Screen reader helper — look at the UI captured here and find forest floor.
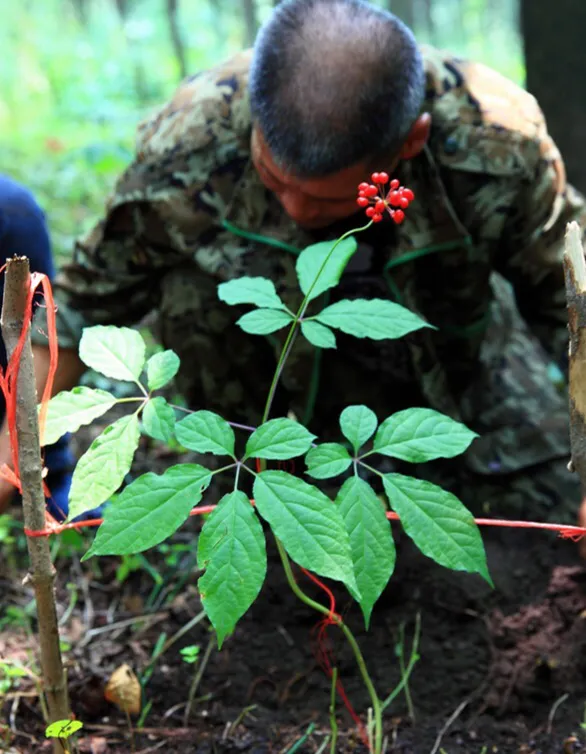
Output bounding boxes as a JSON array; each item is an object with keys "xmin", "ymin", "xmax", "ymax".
[{"xmin": 2, "ymin": 427, "xmax": 586, "ymax": 754}]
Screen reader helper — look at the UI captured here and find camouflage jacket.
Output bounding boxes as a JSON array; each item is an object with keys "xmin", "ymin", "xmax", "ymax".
[{"xmin": 33, "ymin": 46, "xmax": 586, "ymax": 476}]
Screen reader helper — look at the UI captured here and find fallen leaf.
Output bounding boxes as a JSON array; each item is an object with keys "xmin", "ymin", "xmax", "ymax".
[{"xmin": 104, "ymin": 664, "xmax": 141, "ymax": 715}]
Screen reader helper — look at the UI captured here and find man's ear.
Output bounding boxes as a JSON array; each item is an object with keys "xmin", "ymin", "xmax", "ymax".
[{"xmin": 398, "ymin": 113, "xmax": 432, "ymax": 161}]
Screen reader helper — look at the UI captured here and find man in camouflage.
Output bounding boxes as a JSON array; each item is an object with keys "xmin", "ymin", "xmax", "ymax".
[{"xmin": 4, "ymin": 0, "xmax": 586, "ymax": 525}]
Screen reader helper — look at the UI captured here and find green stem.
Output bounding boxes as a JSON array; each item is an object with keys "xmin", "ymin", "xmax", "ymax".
[
  {"xmin": 329, "ymin": 667, "xmax": 338, "ymax": 754},
  {"xmin": 276, "ymin": 538, "xmax": 383, "ymax": 753},
  {"xmin": 381, "ymin": 612, "xmax": 421, "ymax": 711}
]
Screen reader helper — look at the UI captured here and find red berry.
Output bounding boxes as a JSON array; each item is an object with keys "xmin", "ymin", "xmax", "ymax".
[
  {"xmin": 371, "ymin": 172, "xmax": 380, "ymax": 183},
  {"xmin": 399, "ymin": 197, "xmax": 410, "ymax": 209},
  {"xmin": 365, "ymin": 206, "xmax": 376, "ymax": 217},
  {"xmin": 358, "ymin": 182, "xmax": 369, "ymax": 191},
  {"xmin": 375, "ymin": 200, "xmax": 386, "ymax": 213},
  {"xmin": 393, "ymin": 209, "xmax": 405, "ymax": 224},
  {"xmin": 378, "ymin": 172, "xmax": 389, "ymax": 184},
  {"xmin": 390, "ymin": 179, "xmax": 400, "ymax": 190},
  {"xmin": 388, "ymin": 191, "xmax": 401, "ymax": 207},
  {"xmin": 372, "ymin": 213, "xmax": 383, "ymax": 223},
  {"xmin": 402, "ymin": 188, "xmax": 414, "ymax": 201},
  {"xmin": 357, "ymin": 197, "xmax": 369, "ymax": 207},
  {"xmin": 364, "ymin": 185, "xmax": 378, "ymax": 197}
]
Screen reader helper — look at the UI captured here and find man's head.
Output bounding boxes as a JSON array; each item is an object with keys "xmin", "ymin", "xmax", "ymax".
[{"xmin": 249, "ymin": 0, "xmax": 429, "ymax": 228}]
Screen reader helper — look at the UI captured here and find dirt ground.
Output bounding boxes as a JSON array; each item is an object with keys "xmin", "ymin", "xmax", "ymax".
[{"xmin": 2, "ymin": 437, "xmax": 586, "ymax": 753}]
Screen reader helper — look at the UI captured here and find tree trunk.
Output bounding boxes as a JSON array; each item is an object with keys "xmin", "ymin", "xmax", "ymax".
[
  {"xmin": 166, "ymin": 0, "xmax": 188, "ymax": 80},
  {"xmin": 242, "ymin": 0, "xmax": 259, "ymax": 47},
  {"xmin": 522, "ymin": 0, "xmax": 586, "ymax": 194}
]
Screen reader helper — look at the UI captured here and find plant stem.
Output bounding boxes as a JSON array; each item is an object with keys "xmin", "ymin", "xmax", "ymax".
[
  {"xmin": 381, "ymin": 612, "xmax": 421, "ymax": 711},
  {"xmin": 1, "ymin": 258, "xmax": 69, "ymax": 754},
  {"xmin": 276, "ymin": 539, "xmax": 383, "ymax": 753},
  {"xmin": 329, "ymin": 667, "xmax": 338, "ymax": 754},
  {"xmin": 183, "ymin": 634, "xmax": 215, "ymax": 726}
]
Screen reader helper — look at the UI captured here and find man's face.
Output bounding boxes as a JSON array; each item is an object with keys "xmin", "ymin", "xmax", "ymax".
[{"xmin": 251, "ymin": 128, "xmax": 380, "ymax": 230}]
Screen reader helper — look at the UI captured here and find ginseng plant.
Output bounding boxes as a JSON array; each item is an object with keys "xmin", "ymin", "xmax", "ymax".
[{"xmin": 42, "ymin": 172, "xmax": 491, "ymax": 753}]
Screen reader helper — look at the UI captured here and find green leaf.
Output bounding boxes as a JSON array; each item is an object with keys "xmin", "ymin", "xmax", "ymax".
[
  {"xmin": 175, "ymin": 411, "xmax": 235, "ymax": 456},
  {"xmin": 142, "ymin": 397, "xmax": 175, "ymax": 443},
  {"xmin": 218, "ymin": 276, "xmax": 287, "ymax": 310},
  {"xmin": 315, "ymin": 298, "xmax": 431, "ymax": 340},
  {"xmin": 146, "ymin": 350, "xmax": 180, "ymax": 391},
  {"xmin": 253, "ymin": 471, "xmax": 358, "ymax": 594},
  {"xmin": 236, "ymin": 308, "xmax": 293, "ymax": 335},
  {"xmin": 180, "ymin": 645, "xmax": 201, "ymax": 664},
  {"xmin": 68, "ymin": 414, "xmax": 141, "ymax": 519},
  {"xmin": 296, "ymin": 237, "xmax": 357, "ymax": 301},
  {"xmin": 336, "ymin": 477, "xmax": 395, "ymax": 628},
  {"xmin": 305, "ymin": 443, "xmax": 351, "ymax": 479},
  {"xmin": 197, "ymin": 491, "xmax": 266, "ymax": 648},
  {"xmin": 301, "ymin": 320, "xmax": 336, "ymax": 349},
  {"xmin": 245, "ymin": 418, "xmax": 316, "ymax": 460},
  {"xmin": 340, "ymin": 405, "xmax": 378, "ymax": 454},
  {"xmin": 79, "ymin": 325, "xmax": 146, "ymax": 382},
  {"xmin": 383, "ymin": 473, "xmax": 491, "ymax": 584},
  {"xmin": 46, "ymin": 720, "xmax": 83, "ymax": 739},
  {"xmin": 373, "ymin": 408, "xmax": 478, "ymax": 462},
  {"xmin": 42, "ymin": 387, "xmax": 117, "ymax": 445},
  {"xmin": 84, "ymin": 464, "xmax": 212, "ymax": 557}
]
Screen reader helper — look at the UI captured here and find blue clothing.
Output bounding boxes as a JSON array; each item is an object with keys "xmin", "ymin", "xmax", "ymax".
[{"xmin": 0, "ymin": 176, "xmax": 76, "ymax": 521}]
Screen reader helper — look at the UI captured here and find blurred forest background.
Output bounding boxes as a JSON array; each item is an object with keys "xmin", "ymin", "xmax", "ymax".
[{"xmin": 1, "ymin": 0, "xmax": 584, "ymax": 265}]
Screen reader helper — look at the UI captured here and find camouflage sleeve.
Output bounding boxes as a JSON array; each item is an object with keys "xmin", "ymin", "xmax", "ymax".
[
  {"xmin": 31, "ymin": 185, "xmax": 215, "ymax": 351},
  {"xmin": 495, "ymin": 129, "xmax": 586, "ymax": 367}
]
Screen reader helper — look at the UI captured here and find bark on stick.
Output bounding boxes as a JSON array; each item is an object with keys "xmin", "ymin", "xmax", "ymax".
[
  {"xmin": 1, "ymin": 257, "xmax": 69, "ymax": 752},
  {"xmin": 564, "ymin": 222, "xmax": 586, "ymax": 487}
]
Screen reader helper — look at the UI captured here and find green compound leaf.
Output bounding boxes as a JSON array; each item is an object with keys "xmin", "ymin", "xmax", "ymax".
[
  {"xmin": 383, "ymin": 473, "xmax": 491, "ymax": 585},
  {"xmin": 301, "ymin": 320, "xmax": 337, "ymax": 349},
  {"xmin": 315, "ymin": 298, "xmax": 431, "ymax": 340},
  {"xmin": 68, "ymin": 414, "xmax": 140, "ymax": 520},
  {"xmin": 253, "ymin": 471, "xmax": 358, "ymax": 594},
  {"xmin": 245, "ymin": 418, "xmax": 316, "ymax": 460},
  {"xmin": 79, "ymin": 325, "xmax": 146, "ymax": 382},
  {"xmin": 84, "ymin": 464, "xmax": 212, "ymax": 558},
  {"xmin": 296, "ymin": 237, "xmax": 357, "ymax": 302},
  {"xmin": 46, "ymin": 720, "xmax": 83, "ymax": 739},
  {"xmin": 236, "ymin": 309, "xmax": 294, "ymax": 335},
  {"xmin": 305, "ymin": 443, "xmax": 352, "ymax": 479},
  {"xmin": 340, "ymin": 405, "xmax": 378, "ymax": 454},
  {"xmin": 146, "ymin": 349, "xmax": 180, "ymax": 391},
  {"xmin": 142, "ymin": 397, "xmax": 175, "ymax": 443},
  {"xmin": 336, "ymin": 477, "xmax": 395, "ymax": 628},
  {"xmin": 42, "ymin": 386, "xmax": 117, "ymax": 445},
  {"xmin": 218, "ymin": 276, "xmax": 288, "ymax": 310},
  {"xmin": 197, "ymin": 491, "xmax": 266, "ymax": 649},
  {"xmin": 175, "ymin": 410, "xmax": 235, "ymax": 457},
  {"xmin": 374, "ymin": 408, "xmax": 478, "ymax": 462}
]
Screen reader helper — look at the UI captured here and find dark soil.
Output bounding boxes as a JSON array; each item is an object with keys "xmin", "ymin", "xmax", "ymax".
[{"xmin": 2, "ymin": 434, "xmax": 586, "ymax": 753}]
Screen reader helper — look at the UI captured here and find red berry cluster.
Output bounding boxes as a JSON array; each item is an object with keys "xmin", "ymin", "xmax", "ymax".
[{"xmin": 356, "ymin": 172, "xmax": 415, "ymax": 224}]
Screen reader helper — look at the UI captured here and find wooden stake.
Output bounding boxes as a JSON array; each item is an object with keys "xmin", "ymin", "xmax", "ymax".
[{"xmin": 1, "ymin": 257, "xmax": 69, "ymax": 753}]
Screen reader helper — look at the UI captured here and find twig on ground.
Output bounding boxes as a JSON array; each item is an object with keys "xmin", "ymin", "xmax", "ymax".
[
  {"xmin": 429, "ymin": 699, "xmax": 470, "ymax": 754},
  {"xmin": 547, "ymin": 692, "xmax": 569, "ymax": 735}
]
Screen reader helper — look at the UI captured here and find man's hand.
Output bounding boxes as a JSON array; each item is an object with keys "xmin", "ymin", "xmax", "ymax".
[{"xmin": 0, "ymin": 344, "xmax": 85, "ymax": 516}]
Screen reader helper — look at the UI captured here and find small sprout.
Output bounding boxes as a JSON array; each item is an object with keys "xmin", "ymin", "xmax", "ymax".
[{"xmin": 180, "ymin": 645, "xmax": 201, "ymax": 664}]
